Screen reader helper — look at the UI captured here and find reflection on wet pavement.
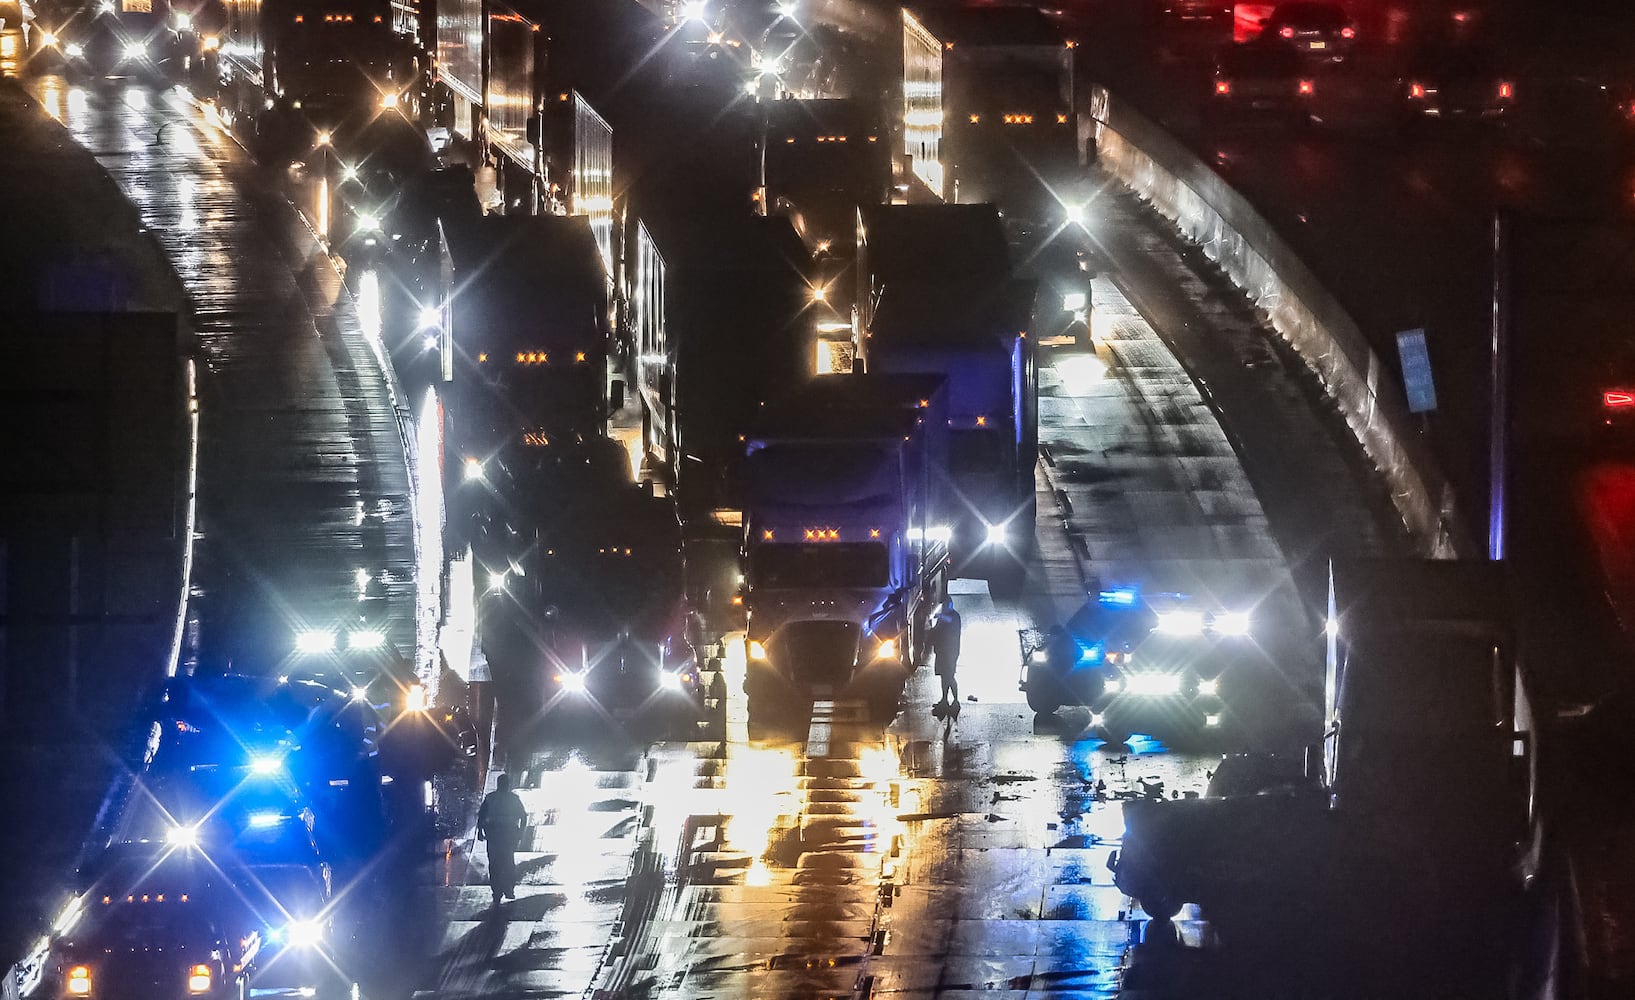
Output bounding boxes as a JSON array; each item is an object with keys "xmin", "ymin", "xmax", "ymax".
[{"xmin": 35, "ymin": 78, "xmax": 421, "ymax": 679}]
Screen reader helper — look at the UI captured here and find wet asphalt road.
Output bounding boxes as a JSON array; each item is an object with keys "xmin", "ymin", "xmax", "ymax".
[{"xmin": 30, "ymin": 76, "xmax": 424, "ymax": 683}]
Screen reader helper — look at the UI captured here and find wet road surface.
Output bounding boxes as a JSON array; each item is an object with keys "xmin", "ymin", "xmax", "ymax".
[
  {"xmin": 30, "ymin": 77, "xmax": 424, "ymax": 682},
  {"xmin": 417, "ymin": 247, "xmax": 1339, "ymax": 997}
]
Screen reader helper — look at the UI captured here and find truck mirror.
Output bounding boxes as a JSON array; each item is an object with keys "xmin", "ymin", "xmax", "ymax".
[
  {"xmin": 610, "ymin": 379, "xmax": 625, "ymax": 411},
  {"xmin": 525, "ymin": 115, "xmax": 542, "ymax": 146}
]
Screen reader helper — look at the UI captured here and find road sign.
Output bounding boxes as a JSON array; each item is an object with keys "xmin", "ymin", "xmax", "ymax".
[{"xmin": 1396, "ymin": 328, "xmax": 1438, "ymax": 414}]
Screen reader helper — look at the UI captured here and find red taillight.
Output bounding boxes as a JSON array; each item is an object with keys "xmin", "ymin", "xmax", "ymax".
[
  {"xmin": 1498, "ymin": 81, "xmax": 1513, "ymax": 100},
  {"xmin": 1605, "ymin": 391, "xmax": 1635, "ymax": 409},
  {"xmin": 1280, "ymin": 25, "xmax": 1295, "ymax": 38},
  {"xmin": 1340, "ymin": 26, "xmax": 1355, "ymax": 39},
  {"xmin": 1216, "ymin": 79, "xmax": 1231, "ymax": 95},
  {"xmin": 1409, "ymin": 82, "xmax": 1426, "ymax": 99},
  {"xmin": 1298, "ymin": 79, "xmax": 1315, "ymax": 96}
]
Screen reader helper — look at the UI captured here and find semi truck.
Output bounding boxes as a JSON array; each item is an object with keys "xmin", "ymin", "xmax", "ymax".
[
  {"xmin": 625, "ymin": 203, "xmax": 813, "ymax": 619},
  {"xmin": 217, "ymin": 0, "xmax": 424, "ymax": 157},
  {"xmin": 439, "ymin": 214, "xmax": 618, "ymax": 537},
  {"xmin": 474, "ymin": 479, "xmax": 702, "ymax": 738},
  {"xmin": 855, "ymin": 203, "xmax": 1038, "ymax": 593},
  {"xmin": 741, "ymin": 374, "xmax": 951, "ymax": 722},
  {"xmin": 900, "ymin": 5, "xmax": 1081, "ymax": 220},
  {"xmin": 1109, "ymin": 559, "xmax": 1539, "ymax": 934}
]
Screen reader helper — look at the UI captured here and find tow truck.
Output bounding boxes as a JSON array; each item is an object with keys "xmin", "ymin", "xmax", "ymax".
[{"xmin": 1018, "ymin": 585, "xmax": 1253, "ymax": 741}]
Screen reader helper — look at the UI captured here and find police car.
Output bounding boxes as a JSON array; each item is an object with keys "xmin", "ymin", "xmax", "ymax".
[{"xmin": 1019, "ymin": 585, "xmax": 1254, "ymax": 741}]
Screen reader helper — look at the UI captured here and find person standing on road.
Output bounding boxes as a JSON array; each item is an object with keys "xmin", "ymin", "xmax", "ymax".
[
  {"xmin": 931, "ymin": 604, "xmax": 962, "ymax": 717},
  {"xmin": 477, "ymin": 772, "xmax": 528, "ymax": 904}
]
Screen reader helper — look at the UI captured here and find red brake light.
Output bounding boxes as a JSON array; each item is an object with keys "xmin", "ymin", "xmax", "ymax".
[
  {"xmin": 1498, "ymin": 81, "xmax": 1513, "ymax": 100},
  {"xmin": 1298, "ymin": 79, "xmax": 1315, "ymax": 96},
  {"xmin": 1340, "ymin": 26, "xmax": 1355, "ymax": 39},
  {"xmin": 1216, "ymin": 79, "xmax": 1231, "ymax": 95},
  {"xmin": 1280, "ymin": 25, "xmax": 1294, "ymax": 38},
  {"xmin": 1605, "ymin": 391, "xmax": 1635, "ymax": 409},
  {"xmin": 1409, "ymin": 82, "xmax": 1425, "ymax": 99}
]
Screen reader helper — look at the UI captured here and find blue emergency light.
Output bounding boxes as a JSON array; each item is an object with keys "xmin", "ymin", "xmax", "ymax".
[{"xmin": 1098, "ymin": 586, "xmax": 1138, "ymax": 607}]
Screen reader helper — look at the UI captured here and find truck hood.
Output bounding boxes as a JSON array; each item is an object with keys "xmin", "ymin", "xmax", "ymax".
[{"xmin": 749, "ymin": 587, "xmax": 897, "ymax": 636}]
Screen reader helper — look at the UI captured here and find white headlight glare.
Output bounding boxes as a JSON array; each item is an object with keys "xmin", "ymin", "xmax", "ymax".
[
  {"xmin": 557, "ymin": 672, "xmax": 586, "ymax": 693},
  {"xmin": 1213, "ymin": 611, "xmax": 1251, "ymax": 637},
  {"xmin": 1196, "ymin": 678, "xmax": 1219, "ymax": 697},
  {"xmin": 875, "ymin": 638, "xmax": 897, "ymax": 661},
  {"xmin": 1125, "ymin": 673, "xmax": 1183, "ymax": 697},
  {"xmin": 1154, "ymin": 610, "xmax": 1204, "ymax": 636},
  {"xmin": 985, "ymin": 523, "xmax": 1007, "ymax": 546},
  {"xmin": 747, "ymin": 640, "xmax": 768, "ymax": 660},
  {"xmin": 1062, "ymin": 291, "xmax": 1087, "ymax": 312},
  {"xmin": 659, "ymin": 671, "xmax": 683, "ymax": 690},
  {"xmin": 356, "ymin": 213, "xmax": 382, "ymax": 232},
  {"xmin": 65, "ymin": 42, "xmax": 85, "ymax": 57},
  {"xmin": 166, "ymin": 824, "xmax": 200, "ymax": 848},
  {"xmin": 295, "ymin": 630, "xmax": 336, "ymax": 654},
  {"xmin": 124, "ymin": 41, "xmax": 147, "ymax": 59},
  {"xmin": 286, "ymin": 919, "xmax": 323, "ymax": 948},
  {"xmin": 1028, "ymin": 648, "xmax": 1047, "ymax": 664},
  {"xmin": 1102, "ymin": 678, "xmax": 1121, "ymax": 693}
]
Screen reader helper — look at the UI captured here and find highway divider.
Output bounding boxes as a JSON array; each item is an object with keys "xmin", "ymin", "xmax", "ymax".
[{"xmin": 1085, "ymin": 86, "xmax": 1469, "ymax": 558}]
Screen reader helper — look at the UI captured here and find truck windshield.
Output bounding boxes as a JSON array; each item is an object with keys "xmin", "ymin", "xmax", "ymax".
[
  {"xmin": 82, "ymin": 903, "xmax": 214, "ymax": 948},
  {"xmin": 1343, "ymin": 635, "xmax": 1504, "ymax": 733},
  {"xmin": 749, "ymin": 543, "xmax": 889, "ymax": 590}
]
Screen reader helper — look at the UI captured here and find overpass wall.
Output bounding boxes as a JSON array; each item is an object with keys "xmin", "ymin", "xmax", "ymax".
[{"xmin": 1086, "ymin": 85, "xmax": 1469, "ymax": 558}]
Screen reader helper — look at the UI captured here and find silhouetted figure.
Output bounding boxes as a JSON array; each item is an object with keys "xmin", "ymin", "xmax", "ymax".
[
  {"xmin": 476, "ymin": 773, "xmax": 528, "ymax": 904},
  {"xmin": 931, "ymin": 604, "xmax": 962, "ymax": 717}
]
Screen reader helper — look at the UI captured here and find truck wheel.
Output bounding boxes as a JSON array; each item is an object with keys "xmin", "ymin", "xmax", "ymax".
[
  {"xmin": 1025, "ymin": 665, "xmax": 1059, "ymax": 715},
  {"xmin": 1140, "ymin": 896, "xmax": 1182, "ymax": 922}
]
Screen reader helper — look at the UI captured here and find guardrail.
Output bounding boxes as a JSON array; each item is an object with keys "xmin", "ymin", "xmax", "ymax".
[{"xmin": 1086, "ymin": 85, "xmax": 1470, "ymax": 558}]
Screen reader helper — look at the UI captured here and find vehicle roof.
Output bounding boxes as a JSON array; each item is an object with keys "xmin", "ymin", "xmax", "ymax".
[
  {"xmin": 911, "ymin": 5, "xmax": 1064, "ymax": 47},
  {"xmin": 1217, "ymin": 42, "xmax": 1306, "ymax": 76},
  {"xmin": 860, "ymin": 204, "xmax": 1011, "ymax": 280},
  {"xmin": 444, "ymin": 214, "xmax": 605, "ymax": 287},
  {"xmin": 1269, "ymin": 1, "xmax": 1348, "ymax": 25},
  {"xmin": 638, "ymin": 210, "xmax": 809, "ymax": 275},
  {"xmin": 870, "ymin": 278, "xmax": 1036, "ymax": 344}
]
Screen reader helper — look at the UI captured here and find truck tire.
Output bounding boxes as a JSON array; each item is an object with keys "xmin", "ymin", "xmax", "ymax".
[
  {"xmin": 1140, "ymin": 896, "xmax": 1182, "ymax": 922},
  {"xmin": 1025, "ymin": 664, "xmax": 1059, "ymax": 715}
]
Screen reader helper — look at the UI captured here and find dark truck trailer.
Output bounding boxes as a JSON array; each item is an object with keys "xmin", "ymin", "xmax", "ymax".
[
  {"xmin": 1110, "ymin": 559, "xmax": 1540, "ymax": 944},
  {"xmin": 742, "ymin": 374, "xmax": 950, "ymax": 723},
  {"xmin": 901, "ymin": 4, "xmax": 1081, "ymax": 222},
  {"xmin": 626, "ymin": 203, "xmax": 813, "ymax": 620},
  {"xmin": 218, "ymin": 0, "xmax": 423, "ymax": 157},
  {"xmin": 855, "ymin": 203, "xmax": 1038, "ymax": 593}
]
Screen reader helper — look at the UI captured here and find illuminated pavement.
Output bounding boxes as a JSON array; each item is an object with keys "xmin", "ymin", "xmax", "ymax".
[
  {"xmin": 30, "ymin": 77, "xmax": 427, "ymax": 680},
  {"xmin": 417, "ymin": 252, "xmax": 1325, "ymax": 998}
]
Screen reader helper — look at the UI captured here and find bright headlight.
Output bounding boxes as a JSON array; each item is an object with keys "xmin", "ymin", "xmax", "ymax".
[
  {"xmin": 1102, "ymin": 678, "xmax": 1121, "ymax": 693},
  {"xmin": 1029, "ymin": 648, "xmax": 1047, "ymax": 664},
  {"xmin": 487, "ymin": 570, "xmax": 508, "ymax": 593},
  {"xmin": 985, "ymin": 523, "xmax": 1007, "ymax": 546},
  {"xmin": 1064, "ymin": 203, "xmax": 1086, "ymax": 225},
  {"xmin": 748, "ymin": 640, "xmax": 768, "ymax": 661},
  {"xmin": 556, "ymin": 672, "xmax": 586, "ymax": 693},
  {"xmin": 295, "ymin": 630, "xmax": 336, "ymax": 654},
  {"xmin": 65, "ymin": 42, "xmax": 85, "ymax": 57},
  {"xmin": 348, "ymin": 629, "xmax": 385, "ymax": 650},
  {"xmin": 1196, "ymin": 678, "xmax": 1220, "ymax": 697},
  {"xmin": 405, "ymin": 683, "xmax": 429, "ymax": 712},
  {"xmin": 380, "ymin": 92, "xmax": 399, "ymax": 108},
  {"xmin": 418, "ymin": 305, "xmax": 441, "ymax": 329},
  {"xmin": 875, "ymin": 638, "xmax": 897, "ymax": 661},
  {"xmin": 1155, "ymin": 610, "xmax": 1205, "ymax": 636},
  {"xmin": 463, "ymin": 457, "xmax": 485, "ymax": 481},
  {"xmin": 1125, "ymin": 673, "xmax": 1183, "ymax": 697},
  {"xmin": 1213, "ymin": 611, "xmax": 1251, "ymax": 637},
  {"xmin": 124, "ymin": 41, "xmax": 147, "ymax": 59},
  {"xmin": 356, "ymin": 213, "xmax": 381, "ymax": 232},
  {"xmin": 1062, "ymin": 291, "xmax": 1087, "ymax": 312},
  {"xmin": 67, "ymin": 967, "xmax": 91, "ymax": 996},
  {"xmin": 40, "ymin": 31, "xmax": 58, "ymax": 46},
  {"xmin": 174, "ymin": 12, "xmax": 192, "ymax": 30},
  {"xmin": 166, "ymin": 824, "xmax": 200, "ymax": 848},
  {"xmin": 316, "ymin": 130, "xmax": 332, "ymax": 146},
  {"xmin": 285, "ymin": 919, "xmax": 323, "ymax": 948},
  {"xmin": 659, "ymin": 671, "xmax": 683, "ymax": 690},
  {"xmin": 187, "ymin": 964, "xmax": 211, "ymax": 994}
]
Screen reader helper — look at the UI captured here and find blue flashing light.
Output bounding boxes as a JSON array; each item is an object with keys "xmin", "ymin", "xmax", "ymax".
[
  {"xmin": 248, "ymin": 754, "xmax": 283, "ymax": 777},
  {"xmin": 1098, "ymin": 586, "xmax": 1138, "ymax": 607},
  {"xmin": 1077, "ymin": 642, "xmax": 1104, "ymax": 664}
]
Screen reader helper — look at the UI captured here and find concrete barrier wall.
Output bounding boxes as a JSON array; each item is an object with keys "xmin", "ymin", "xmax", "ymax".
[{"xmin": 1087, "ymin": 86, "xmax": 1469, "ymax": 558}]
